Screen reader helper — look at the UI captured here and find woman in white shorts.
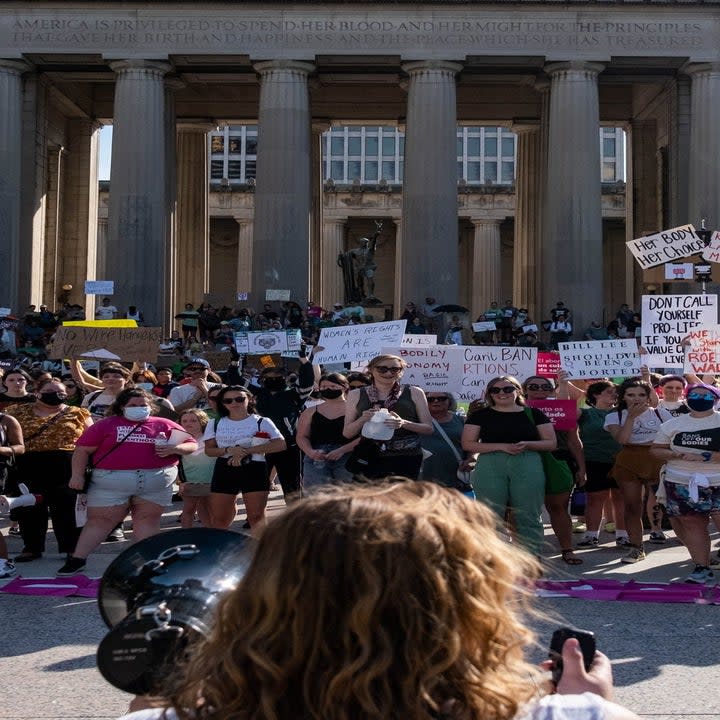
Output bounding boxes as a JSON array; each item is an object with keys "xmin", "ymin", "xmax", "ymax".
[{"xmin": 59, "ymin": 388, "xmax": 197, "ymax": 576}]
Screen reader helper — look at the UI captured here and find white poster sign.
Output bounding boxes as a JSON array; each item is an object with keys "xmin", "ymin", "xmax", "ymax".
[
  {"xmin": 641, "ymin": 294, "xmax": 718, "ymax": 369},
  {"xmin": 626, "ymin": 225, "xmax": 702, "ymax": 270},
  {"xmin": 313, "ymin": 320, "xmax": 407, "ymax": 364},
  {"xmin": 558, "ymin": 339, "xmax": 640, "ymax": 379},
  {"xmin": 84, "ymin": 280, "xmax": 114, "ymax": 295},
  {"xmin": 472, "ymin": 321, "xmax": 497, "ymax": 332},
  {"xmin": 401, "ymin": 333, "xmax": 438, "ymax": 346},
  {"xmin": 265, "ymin": 289, "xmax": 291, "ymax": 301},
  {"xmin": 382, "ymin": 345, "xmax": 538, "ymax": 402},
  {"xmin": 234, "ymin": 329, "xmax": 301, "ymax": 355},
  {"xmin": 683, "ymin": 326, "xmax": 720, "ymax": 374},
  {"xmin": 664, "ymin": 263, "xmax": 695, "ymax": 280},
  {"xmin": 701, "ymin": 231, "xmax": 720, "ymax": 263}
]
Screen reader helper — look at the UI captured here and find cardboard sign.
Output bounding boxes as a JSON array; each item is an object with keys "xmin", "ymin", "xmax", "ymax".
[
  {"xmin": 526, "ymin": 399, "xmax": 577, "ymax": 430},
  {"xmin": 265, "ymin": 289, "xmax": 291, "ymax": 301},
  {"xmin": 472, "ymin": 321, "xmax": 497, "ymax": 332},
  {"xmin": 84, "ymin": 280, "xmax": 114, "ymax": 295},
  {"xmin": 558, "ymin": 339, "xmax": 640, "ymax": 379},
  {"xmin": 235, "ymin": 330, "xmax": 301, "ymax": 356},
  {"xmin": 664, "ymin": 263, "xmax": 694, "ymax": 280},
  {"xmin": 381, "ymin": 345, "xmax": 538, "ymax": 403},
  {"xmin": 313, "ymin": 320, "xmax": 407, "ymax": 364},
  {"xmin": 48, "ymin": 326, "xmax": 162, "ymax": 361},
  {"xmin": 536, "ymin": 352, "xmax": 561, "ymax": 378},
  {"xmin": 626, "ymin": 225, "xmax": 703, "ymax": 270},
  {"xmin": 201, "ymin": 351, "xmax": 233, "ymax": 371},
  {"xmin": 701, "ymin": 231, "xmax": 720, "ymax": 263},
  {"xmin": 641, "ymin": 294, "xmax": 718, "ymax": 369},
  {"xmin": 401, "ymin": 334, "xmax": 438, "ymax": 346},
  {"xmin": 683, "ymin": 326, "xmax": 720, "ymax": 374},
  {"xmin": 243, "ymin": 354, "xmax": 281, "ymax": 371}
]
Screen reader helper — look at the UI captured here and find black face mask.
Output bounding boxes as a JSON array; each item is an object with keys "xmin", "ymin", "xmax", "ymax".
[
  {"xmin": 263, "ymin": 377, "xmax": 286, "ymax": 391},
  {"xmin": 40, "ymin": 391, "xmax": 67, "ymax": 406},
  {"xmin": 319, "ymin": 388, "xmax": 343, "ymax": 400}
]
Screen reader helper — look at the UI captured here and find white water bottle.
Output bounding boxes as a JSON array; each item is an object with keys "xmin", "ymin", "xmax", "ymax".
[{"xmin": 155, "ymin": 431, "xmax": 169, "ymax": 452}]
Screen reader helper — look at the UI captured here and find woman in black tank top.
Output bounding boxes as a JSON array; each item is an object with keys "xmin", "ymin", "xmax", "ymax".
[{"xmin": 296, "ymin": 373, "xmax": 360, "ymax": 487}]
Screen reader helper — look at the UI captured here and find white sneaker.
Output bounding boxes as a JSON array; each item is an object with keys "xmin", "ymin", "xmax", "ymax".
[{"xmin": 0, "ymin": 559, "xmax": 17, "ymax": 578}]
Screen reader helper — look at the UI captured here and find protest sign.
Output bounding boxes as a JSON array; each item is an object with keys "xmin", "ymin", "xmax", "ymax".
[
  {"xmin": 526, "ymin": 399, "xmax": 577, "ymax": 430},
  {"xmin": 401, "ymin": 334, "xmax": 438, "ymax": 346},
  {"xmin": 237, "ymin": 292, "xmax": 249, "ymax": 301},
  {"xmin": 49, "ymin": 326, "xmax": 162, "ymax": 361},
  {"xmin": 84, "ymin": 280, "xmax": 114, "ymax": 295},
  {"xmin": 536, "ymin": 352, "xmax": 561, "ymax": 377},
  {"xmin": 641, "ymin": 294, "xmax": 718, "ymax": 369},
  {"xmin": 265, "ymin": 289, "xmax": 291, "ymax": 301},
  {"xmin": 201, "ymin": 350, "xmax": 233, "ymax": 371},
  {"xmin": 664, "ymin": 263, "xmax": 694, "ymax": 281},
  {"xmin": 472, "ymin": 321, "xmax": 497, "ymax": 332},
  {"xmin": 682, "ymin": 326, "xmax": 720, "ymax": 374},
  {"xmin": 626, "ymin": 225, "xmax": 703, "ymax": 270},
  {"xmin": 701, "ymin": 231, "xmax": 720, "ymax": 263},
  {"xmin": 63, "ymin": 319, "xmax": 137, "ymax": 328},
  {"xmin": 382, "ymin": 345, "xmax": 538, "ymax": 403},
  {"xmin": 313, "ymin": 320, "xmax": 406, "ymax": 364},
  {"xmin": 235, "ymin": 329, "xmax": 301, "ymax": 355},
  {"xmin": 243, "ymin": 354, "xmax": 281, "ymax": 371},
  {"xmin": 559, "ymin": 339, "xmax": 640, "ymax": 379}
]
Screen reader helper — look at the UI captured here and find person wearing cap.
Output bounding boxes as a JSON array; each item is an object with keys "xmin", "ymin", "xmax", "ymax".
[
  {"xmin": 168, "ymin": 359, "xmax": 223, "ymax": 414},
  {"xmin": 651, "ymin": 383, "xmax": 720, "ymax": 583},
  {"xmin": 331, "ymin": 302, "xmax": 345, "ymax": 322}
]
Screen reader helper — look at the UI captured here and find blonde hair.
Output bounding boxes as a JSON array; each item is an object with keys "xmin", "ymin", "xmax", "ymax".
[{"xmin": 168, "ymin": 481, "xmax": 543, "ymax": 720}]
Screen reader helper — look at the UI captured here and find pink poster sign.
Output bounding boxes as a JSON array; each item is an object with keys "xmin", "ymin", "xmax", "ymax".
[
  {"xmin": 526, "ymin": 399, "xmax": 577, "ymax": 430},
  {"xmin": 536, "ymin": 351, "xmax": 561, "ymax": 378}
]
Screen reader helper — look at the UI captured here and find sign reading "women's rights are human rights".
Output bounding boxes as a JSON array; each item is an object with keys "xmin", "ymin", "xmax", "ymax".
[{"xmin": 626, "ymin": 225, "xmax": 705, "ymax": 270}]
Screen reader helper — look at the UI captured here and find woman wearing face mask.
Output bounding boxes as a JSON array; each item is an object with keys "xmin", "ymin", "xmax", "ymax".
[
  {"xmin": 59, "ymin": 388, "xmax": 197, "ymax": 576},
  {"xmin": 651, "ymin": 384, "xmax": 720, "ymax": 584},
  {"xmin": 6, "ymin": 379, "xmax": 92, "ymax": 563},
  {"xmin": 131, "ymin": 370, "xmax": 176, "ymax": 420},
  {"xmin": 296, "ymin": 373, "xmax": 360, "ymax": 487}
]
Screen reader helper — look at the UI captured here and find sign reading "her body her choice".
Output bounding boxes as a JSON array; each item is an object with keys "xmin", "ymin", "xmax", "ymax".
[
  {"xmin": 381, "ymin": 345, "xmax": 537, "ymax": 402},
  {"xmin": 626, "ymin": 225, "xmax": 703, "ymax": 270},
  {"xmin": 558, "ymin": 339, "xmax": 640, "ymax": 379},
  {"xmin": 641, "ymin": 294, "xmax": 718, "ymax": 369}
]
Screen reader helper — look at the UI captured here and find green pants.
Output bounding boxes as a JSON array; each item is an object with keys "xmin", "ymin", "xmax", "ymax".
[{"xmin": 471, "ymin": 451, "xmax": 545, "ymax": 554}]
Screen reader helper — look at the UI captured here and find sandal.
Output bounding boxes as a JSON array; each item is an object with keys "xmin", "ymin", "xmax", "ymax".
[{"xmin": 560, "ymin": 549, "xmax": 583, "ymax": 565}]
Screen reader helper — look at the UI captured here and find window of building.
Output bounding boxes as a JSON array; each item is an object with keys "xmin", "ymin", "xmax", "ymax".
[{"xmin": 208, "ymin": 126, "xmax": 258, "ymax": 184}]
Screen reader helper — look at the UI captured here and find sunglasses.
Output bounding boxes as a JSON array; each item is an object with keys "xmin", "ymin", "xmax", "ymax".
[
  {"xmin": 426, "ymin": 396, "xmax": 449, "ymax": 403},
  {"xmin": 222, "ymin": 396, "xmax": 248, "ymax": 405},
  {"xmin": 527, "ymin": 383, "xmax": 553, "ymax": 391},
  {"xmin": 489, "ymin": 386, "xmax": 517, "ymax": 395},
  {"xmin": 374, "ymin": 366, "xmax": 402, "ymax": 374}
]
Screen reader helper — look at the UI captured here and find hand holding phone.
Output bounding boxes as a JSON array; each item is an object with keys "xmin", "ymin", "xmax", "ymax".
[{"xmin": 549, "ymin": 627, "xmax": 596, "ymax": 685}]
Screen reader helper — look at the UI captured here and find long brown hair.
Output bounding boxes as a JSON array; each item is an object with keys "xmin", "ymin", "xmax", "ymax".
[{"xmin": 167, "ymin": 481, "xmax": 542, "ymax": 720}]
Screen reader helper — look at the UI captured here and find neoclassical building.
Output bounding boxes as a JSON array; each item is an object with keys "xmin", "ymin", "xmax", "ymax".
[{"xmin": 2, "ymin": 1, "xmax": 719, "ymax": 333}]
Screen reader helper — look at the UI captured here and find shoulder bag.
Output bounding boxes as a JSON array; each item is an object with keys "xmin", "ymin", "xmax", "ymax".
[
  {"xmin": 431, "ymin": 418, "xmax": 475, "ymax": 497},
  {"xmin": 522, "ymin": 407, "xmax": 574, "ymax": 495}
]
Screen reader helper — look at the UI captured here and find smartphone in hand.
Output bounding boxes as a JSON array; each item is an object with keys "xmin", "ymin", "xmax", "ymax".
[
  {"xmin": 298, "ymin": 344, "xmax": 308, "ymax": 358},
  {"xmin": 549, "ymin": 626, "xmax": 596, "ymax": 685}
]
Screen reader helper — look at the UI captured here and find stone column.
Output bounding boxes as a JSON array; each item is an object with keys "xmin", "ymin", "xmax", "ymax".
[
  {"xmin": 0, "ymin": 60, "xmax": 29, "ymax": 309},
  {"xmin": 512, "ymin": 124, "xmax": 540, "ymax": 317},
  {"xmin": 686, "ymin": 63, "xmax": 720, "ymax": 227},
  {"xmin": 252, "ymin": 61, "xmax": 314, "ymax": 304},
  {"xmin": 542, "ymin": 61, "xmax": 604, "ymax": 334},
  {"xmin": 59, "ymin": 119, "xmax": 100, "ymax": 309},
  {"xmin": 236, "ymin": 219, "xmax": 254, "ymax": 297},
  {"xmin": 470, "ymin": 218, "xmax": 502, "ymax": 317},
  {"xmin": 401, "ymin": 61, "xmax": 462, "ymax": 305},
  {"xmin": 107, "ymin": 60, "xmax": 171, "ymax": 326},
  {"xmin": 321, "ymin": 219, "xmax": 346, "ymax": 309},
  {"xmin": 175, "ymin": 124, "xmax": 209, "ymax": 313}
]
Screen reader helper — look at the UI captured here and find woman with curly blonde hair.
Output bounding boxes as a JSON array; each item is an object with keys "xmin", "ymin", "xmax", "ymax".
[{"xmin": 120, "ymin": 481, "xmax": 636, "ymax": 720}]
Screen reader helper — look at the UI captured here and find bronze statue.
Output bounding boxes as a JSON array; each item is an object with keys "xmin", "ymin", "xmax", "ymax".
[{"xmin": 338, "ymin": 221, "xmax": 383, "ymax": 304}]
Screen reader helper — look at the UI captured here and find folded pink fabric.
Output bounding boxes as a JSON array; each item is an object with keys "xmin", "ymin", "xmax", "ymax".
[{"xmin": 0, "ymin": 574, "xmax": 99, "ymax": 597}]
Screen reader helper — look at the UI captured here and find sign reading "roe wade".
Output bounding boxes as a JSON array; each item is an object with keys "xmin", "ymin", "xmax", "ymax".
[
  {"xmin": 641, "ymin": 294, "xmax": 718, "ymax": 369},
  {"xmin": 558, "ymin": 339, "xmax": 640, "ymax": 379},
  {"xmin": 626, "ymin": 225, "xmax": 704, "ymax": 270}
]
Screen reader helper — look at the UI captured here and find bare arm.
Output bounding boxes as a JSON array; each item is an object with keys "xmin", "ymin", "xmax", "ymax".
[
  {"xmin": 522, "ymin": 421, "xmax": 557, "ymax": 451},
  {"xmin": 388, "ymin": 386, "xmax": 433, "ymax": 435},
  {"xmin": 296, "ymin": 407, "xmax": 323, "ymax": 460},
  {"xmin": 70, "ymin": 359, "xmax": 103, "ymax": 392},
  {"xmin": 0, "ymin": 415, "xmax": 24, "ymax": 458},
  {"xmin": 565, "ymin": 428, "xmax": 586, "ymax": 483},
  {"xmin": 343, "ymin": 389, "xmax": 375, "ymax": 439},
  {"xmin": 68, "ymin": 445, "xmax": 97, "ymax": 490}
]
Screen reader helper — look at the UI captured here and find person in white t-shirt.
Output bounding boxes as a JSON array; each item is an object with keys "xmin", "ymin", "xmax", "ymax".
[
  {"xmin": 604, "ymin": 380, "xmax": 672, "ymax": 564},
  {"xmin": 116, "ymin": 482, "xmax": 639, "ymax": 720},
  {"xmin": 167, "ymin": 359, "xmax": 223, "ymax": 413},
  {"xmin": 203, "ymin": 385, "xmax": 285, "ymax": 529},
  {"xmin": 94, "ymin": 297, "xmax": 118, "ymax": 320}
]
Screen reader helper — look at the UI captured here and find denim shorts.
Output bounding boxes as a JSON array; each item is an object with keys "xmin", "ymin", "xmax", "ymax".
[{"xmin": 87, "ymin": 466, "xmax": 177, "ymax": 508}]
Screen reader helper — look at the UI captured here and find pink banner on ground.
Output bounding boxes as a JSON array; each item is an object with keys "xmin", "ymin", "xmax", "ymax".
[
  {"xmin": 527, "ymin": 399, "xmax": 578, "ymax": 430},
  {"xmin": 536, "ymin": 579, "xmax": 720, "ymax": 604},
  {"xmin": 0, "ymin": 574, "xmax": 99, "ymax": 597},
  {"xmin": 536, "ymin": 352, "xmax": 561, "ymax": 378}
]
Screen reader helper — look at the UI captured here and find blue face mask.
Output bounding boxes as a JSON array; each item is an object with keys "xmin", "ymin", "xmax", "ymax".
[{"xmin": 686, "ymin": 395, "xmax": 716, "ymax": 412}]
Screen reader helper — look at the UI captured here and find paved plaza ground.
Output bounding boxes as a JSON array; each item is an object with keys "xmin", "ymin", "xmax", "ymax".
[{"xmin": 2, "ymin": 491, "xmax": 719, "ymax": 720}]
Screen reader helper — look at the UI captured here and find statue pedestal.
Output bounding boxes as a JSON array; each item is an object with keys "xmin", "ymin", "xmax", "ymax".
[{"xmin": 362, "ymin": 303, "xmax": 393, "ymax": 321}]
